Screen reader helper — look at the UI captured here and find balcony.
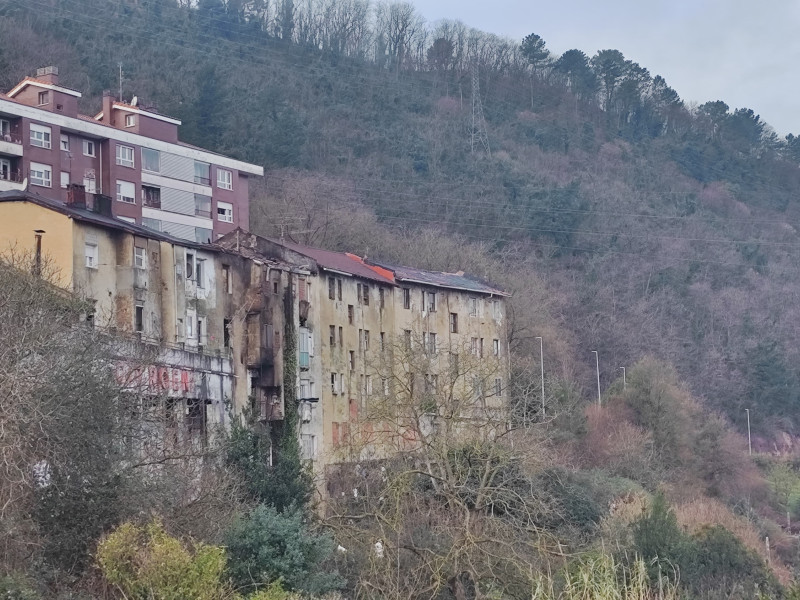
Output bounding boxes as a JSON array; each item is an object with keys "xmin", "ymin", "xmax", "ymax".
[
  {"xmin": 0, "ymin": 169, "xmax": 25, "ymax": 192},
  {"xmin": 0, "ymin": 133, "xmax": 23, "ymax": 158}
]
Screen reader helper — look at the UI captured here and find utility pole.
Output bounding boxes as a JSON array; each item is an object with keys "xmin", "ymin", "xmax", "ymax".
[
  {"xmin": 470, "ymin": 63, "xmax": 491, "ymax": 157},
  {"xmin": 535, "ymin": 336, "xmax": 544, "ymax": 418},
  {"xmin": 591, "ymin": 351, "xmax": 601, "ymax": 406},
  {"xmin": 619, "ymin": 366, "xmax": 626, "ymax": 390},
  {"xmin": 745, "ymin": 408, "xmax": 752, "ymax": 455},
  {"xmin": 118, "ymin": 62, "xmax": 123, "ymax": 102}
]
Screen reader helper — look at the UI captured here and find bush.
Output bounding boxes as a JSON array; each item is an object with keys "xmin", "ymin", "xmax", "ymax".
[
  {"xmin": 224, "ymin": 505, "xmax": 343, "ymax": 596},
  {"xmin": 0, "ymin": 574, "xmax": 40, "ymax": 600}
]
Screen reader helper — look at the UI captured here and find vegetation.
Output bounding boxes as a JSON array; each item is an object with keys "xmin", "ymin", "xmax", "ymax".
[{"xmin": 3, "ymin": 0, "xmax": 800, "ymax": 596}]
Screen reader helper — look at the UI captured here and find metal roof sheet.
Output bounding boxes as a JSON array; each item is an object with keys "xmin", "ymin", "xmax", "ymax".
[{"xmin": 370, "ymin": 261, "xmax": 509, "ymax": 296}]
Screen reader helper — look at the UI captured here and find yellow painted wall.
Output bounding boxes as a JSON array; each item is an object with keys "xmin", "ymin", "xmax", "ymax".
[{"xmin": 0, "ymin": 201, "xmax": 75, "ymax": 287}]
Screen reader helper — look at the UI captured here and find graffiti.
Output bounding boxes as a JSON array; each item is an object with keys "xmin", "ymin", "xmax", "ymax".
[{"xmin": 114, "ymin": 363, "xmax": 194, "ymax": 395}]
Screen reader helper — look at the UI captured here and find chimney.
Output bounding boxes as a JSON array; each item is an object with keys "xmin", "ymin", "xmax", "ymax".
[
  {"xmin": 102, "ymin": 90, "xmax": 115, "ymax": 125},
  {"xmin": 92, "ymin": 194, "xmax": 113, "ymax": 217},
  {"xmin": 66, "ymin": 184, "xmax": 86, "ymax": 209},
  {"xmin": 35, "ymin": 66, "xmax": 59, "ymax": 85}
]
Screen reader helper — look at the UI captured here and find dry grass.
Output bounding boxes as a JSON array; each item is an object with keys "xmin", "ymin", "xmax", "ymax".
[{"xmin": 674, "ymin": 497, "xmax": 792, "ymax": 584}]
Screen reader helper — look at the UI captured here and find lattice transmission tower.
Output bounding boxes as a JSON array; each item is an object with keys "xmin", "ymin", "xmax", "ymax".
[{"xmin": 470, "ymin": 63, "xmax": 491, "ymax": 157}]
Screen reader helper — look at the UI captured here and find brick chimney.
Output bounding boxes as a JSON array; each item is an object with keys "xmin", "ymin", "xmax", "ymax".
[
  {"xmin": 102, "ymin": 90, "xmax": 115, "ymax": 125},
  {"xmin": 66, "ymin": 184, "xmax": 87, "ymax": 209},
  {"xmin": 35, "ymin": 66, "xmax": 59, "ymax": 85}
]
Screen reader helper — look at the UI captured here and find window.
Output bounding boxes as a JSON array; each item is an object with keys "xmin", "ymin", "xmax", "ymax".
[
  {"xmin": 196, "ymin": 259, "xmax": 205, "ymax": 288},
  {"xmin": 197, "ymin": 317, "xmax": 206, "ymax": 344},
  {"xmin": 0, "ymin": 119, "xmax": 9, "ymax": 138},
  {"xmin": 493, "ymin": 339, "xmax": 500, "ymax": 356},
  {"xmin": 142, "ymin": 147, "xmax": 160, "ymax": 172},
  {"xmin": 495, "ymin": 378, "xmax": 503, "ymax": 397},
  {"xmin": 362, "ymin": 284, "xmax": 370, "ymax": 305},
  {"xmin": 449, "ymin": 313, "xmax": 458, "ymax": 333},
  {"xmin": 425, "ymin": 291, "xmax": 436, "ymax": 312},
  {"xmin": 142, "ymin": 217, "xmax": 161, "ymax": 231},
  {"xmin": 329, "ymin": 325, "xmax": 336, "ymax": 347},
  {"xmin": 142, "ymin": 185, "xmax": 161, "ymax": 208},
  {"xmin": 194, "ymin": 194, "xmax": 211, "ymax": 218},
  {"xmin": 479, "ymin": 338, "xmax": 484, "ymax": 358},
  {"xmin": 349, "ymin": 351, "xmax": 355, "ymax": 371},
  {"xmin": 366, "ymin": 375, "xmax": 373, "ymax": 395},
  {"xmin": 37, "ymin": 91, "xmax": 49, "ymax": 105},
  {"xmin": 118, "ymin": 216, "xmax": 135, "ymax": 224},
  {"xmin": 185, "ymin": 252, "xmax": 195, "ymax": 279},
  {"xmin": 492, "ymin": 300, "xmax": 501, "ymax": 319},
  {"xmin": 125, "ymin": 114, "xmax": 135, "ymax": 127},
  {"xmin": 379, "ymin": 287, "xmax": 385, "ymax": 309},
  {"xmin": 222, "ymin": 265, "xmax": 232, "ymax": 294},
  {"xmin": 380, "ymin": 332, "xmax": 385, "ymax": 351},
  {"xmin": 134, "ymin": 247, "xmax": 147, "ymax": 270},
  {"xmin": 338, "ymin": 327, "xmax": 343, "ymax": 346},
  {"xmin": 427, "ymin": 332, "xmax": 437, "ymax": 354},
  {"xmin": 83, "ymin": 139, "xmax": 96, "ymax": 157},
  {"xmin": 194, "ymin": 161, "xmax": 210, "ymax": 185},
  {"xmin": 328, "ymin": 277, "xmax": 336, "ymax": 300},
  {"xmin": 471, "ymin": 337, "xmax": 478, "ymax": 355},
  {"xmin": 116, "ymin": 144, "xmax": 135, "ymax": 168},
  {"xmin": 347, "ymin": 305, "xmax": 354, "ymax": 324},
  {"xmin": 337, "ymin": 279, "xmax": 342, "ymax": 300},
  {"xmin": 135, "ymin": 304, "xmax": 144, "ymax": 332},
  {"xmin": 362, "ymin": 329, "xmax": 370, "ymax": 352},
  {"xmin": 223, "ymin": 318, "xmax": 232, "ymax": 348},
  {"xmin": 60, "ymin": 134, "xmax": 69, "ymax": 151},
  {"xmin": 331, "ymin": 372, "xmax": 339, "ymax": 394},
  {"xmin": 84, "ymin": 242, "xmax": 98, "ymax": 268},
  {"xmin": 403, "ymin": 288, "xmax": 411, "ymax": 309},
  {"xmin": 29, "ymin": 124, "xmax": 51, "ymax": 149},
  {"xmin": 216, "ymin": 201, "xmax": 233, "ymax": 223},
  {"xmin": 300, "ymin": 434, "xmax": 316, "ymax": 460},
  {"xmin": 29, "ymin": 162, "xmax": 51, "ymax": 188},
  {"xmin": 116, "ymin": 180, "xmax": 135, "ymax": 203},
  {"xmin": 0, "ymin": 158, "xmax": 10, "ymax": 180},
  {"xmin": 217, "ymin": 168, "xmax": 233, "ymax": 190},
  {"xmin": 60, "ymin": 171, "xmax": 69, "ymax": 189},
  {"xmin": 404, "ymin": 329, "xmax": 412, "ymax": 350},
  {"xmin": 195, "ymin": 227, "xmax": 212, "ymax": 244},
  {"xmin": 186, "ymin": 318, "xmax": 194, "ymax": 339},
  {"xmin": 83, "ymin": 176, "xmax": 96, "ymax": 193}
]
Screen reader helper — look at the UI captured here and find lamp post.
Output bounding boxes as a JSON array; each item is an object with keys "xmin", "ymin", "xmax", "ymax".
[
  {"xmin": 591, "ymin": 351, "xmax": 601, "ymax": 406},
  {"xmin": 745, "ymin": 408, "xmax": 752, "ymax": 455},
  {"xmin": 535, "ymin": 336, "xmax": 544, "ymax": 417},
  {"xmin": 619, "ymin": 366, "xmax": 626, "ymax": 390}
]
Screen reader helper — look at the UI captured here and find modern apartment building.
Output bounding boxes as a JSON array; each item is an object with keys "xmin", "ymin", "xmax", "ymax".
[{"xmin": 0, "ymin": 67, "xmax": 263, "ymax": 244}]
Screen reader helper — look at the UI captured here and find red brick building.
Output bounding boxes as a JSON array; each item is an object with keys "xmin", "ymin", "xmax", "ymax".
[{"xmin": 0, "ymin": 67, "xmax": 263, "ymax": 243}]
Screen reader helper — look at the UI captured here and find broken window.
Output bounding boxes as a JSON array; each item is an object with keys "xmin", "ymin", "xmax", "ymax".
[
  {"xmin": 328, "ymin": 277, "xmax": 336, "ymax": 300},
  {"xmin": 403, "ymin": 288, "xmax": 410, "ymax": 309},
  {"xmin": 329, "ymin": 325, "xmax": 336, "ymax": 347},
  {"xmin": 449, "ymin": 312, "xmax": 458, "ymax": 333},
  {"xmin": 134, "ymin": 304, "xmax": 144, "ymax": 332},
  {"xmin": 349, "ymin": 351, "xmax": 355, "ymax": 371},
  {"xmin": 224, "ymin": 318, "xmax": 232, "ymax": 348},
  {"xmin": 493, "ymin": 339, "xmax": 500, "ymax": 356},
  {"xmin": 222, "ymin": 265, "xmax": 232, "ymax": 294},
  {"xmin": 348, "ymin": 305, "xmax": 354, "ymax": 324}
]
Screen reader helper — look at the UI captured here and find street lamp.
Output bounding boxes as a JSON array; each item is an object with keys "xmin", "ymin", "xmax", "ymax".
[
  {"xmin": 535, "ymin": 336, "xmax": 544, "ymax": 418},
  {"xmin": 591, "ymin": 350, "xmax": 601, "ymax": 406},
  {"xmin": 745, "ymin": 408, "xmax": 752, "ymax": 455}
]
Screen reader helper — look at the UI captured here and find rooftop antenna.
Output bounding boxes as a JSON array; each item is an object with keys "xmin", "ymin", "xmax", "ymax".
[{"xmin": 118, "ymin": 62, "xmax": 123, "ymax": 102}]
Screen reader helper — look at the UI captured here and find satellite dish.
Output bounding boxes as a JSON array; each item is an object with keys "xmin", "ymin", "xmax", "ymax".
[{"xmin": 131, "ymin": 96, "xmax": 138, "ymax": 106}]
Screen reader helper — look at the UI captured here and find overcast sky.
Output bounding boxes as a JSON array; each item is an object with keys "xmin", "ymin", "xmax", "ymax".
[{"xmin": 409, "ymin": 0, "xmax": 800, "ymax": 136}]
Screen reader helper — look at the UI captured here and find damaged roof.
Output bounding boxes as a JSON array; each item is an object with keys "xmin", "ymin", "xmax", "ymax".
[
  {"xmin": 276, "ymin": 240, "xmax": 396, "ymax": 285},
  {"xmin": 370, "ymin": 261, "xmax": 509, "ymax": 296}
]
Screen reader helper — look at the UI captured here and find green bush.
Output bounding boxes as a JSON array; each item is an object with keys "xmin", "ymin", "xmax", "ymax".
[
  {"xmin": 0, "ymin": 574, "xmax": 40, "ymax": 600},
  {"xmin": 224, "ymin": 505, "xmax": 343, "ymax": 596}
]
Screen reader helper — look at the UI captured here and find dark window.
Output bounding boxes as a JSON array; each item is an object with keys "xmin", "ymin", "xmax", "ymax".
[
  {"xmin": 349, "ymin": 351, "xmax": 355, "ymax": 371},
  {"xmin": 37, "ymin": 91, "xmax": 48, "ymax": 105},
  {"xmin": 404, "ymin": 329, "xmax": 411, "ymax": 350},
  {"xmin": 348, "ymin": 305, "xmax": 354, "ymax": 324},
  {"xmin": 135, "ymin": 304, "xmax": 144, "ymax": 332},
  {"xmin": 222, "ymin": 265, "xmax": 232, "ymax": 294},
  {"xmin": 142, "ymin": 185, "xmax": 161, "ymax": 208},
  {"xmin": 330, "ymin": 325, "xmax": 336, "ymax": 346},
  {"xmin": 328, "ymin": 277, "xmax": 336, "ymax": 299},
  {"xmin": 403, "ymin": 288, "xmax": 410, "ymax": 309},
  {"xmin": 194, "ymin": 161, "xmax": 211, "ymax": 185},
  {"xmin": 223, "ymin": 318, "xmax": 232, "ymax": 348},
  {"xmin": 379, "ymin": 288, "xmax": 385, "ymax": 309},
  {"xmin": 363, "ymin": 284, "xmax": 370, "ymax": 305},
  {"xmin": 357, "ymin": 283, "xmax": 362, "ymax": 305},
  {"xmin": 194, "ymin": 194, "xmax": 211, "ymax": 218},
  {"xmin": 337, "ymin": 279, "xmax": 342, "ymax": 300},
  {"xmin": 449, "ymin": 313, "xmax": 458, "ymax": 333}
]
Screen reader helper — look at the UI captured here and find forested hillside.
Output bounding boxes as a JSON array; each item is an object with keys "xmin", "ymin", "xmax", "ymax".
[{"xmin": 6, "ymin": 1, "xmax": 800, "ymax": 597}]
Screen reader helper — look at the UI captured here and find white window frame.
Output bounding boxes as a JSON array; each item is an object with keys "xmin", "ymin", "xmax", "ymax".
[
  {"xmin": 493, "ymin": 339, "xmax": 500, "ymax": 356},
  {"xmin": 125, "ymin": 114, "xmax": 136, "ymax": 128},
  {"xmin": 83, "ymin": 176, "xmax": 96, "ymax": 194},
  {"xmin": 60, "ymin": 171, "xmax": 69, "ymax": 189},
  {"xmin": 84, "ymin": 242, "xmax": 98, "ymax": 269},
  {"xmin": 141, "ymin": 147, "xmax": 160, "ymax": 173},
  {"xmin": 134, "ymin": 247, "xmax": 147, "ymax": 270},
  {"xmin": 83, "ymin": 139, "xmax": 96, "ymax": 157},
  {"xmin": 216, "ymin": 201, "xmax": 233, "ymax": 223},
  {"xmin": 217, "ymin": 168, "xmax": 233, "ymax": 190},
  {"xmin": 30, "ymin": 124, "xmax": 51, "ymax": 149},
  {"xmin": 60, "ymin": 134, "xmax": 69, "ymax": 151},
  {"xmin": 116, "ymin": 144, "xmax": 135, "ymax": 168},
  {"xmin": 37, "ymin": 91, "xmax": 49, "ymax": 106},
  {"xmin": 29, "ymin": 162, "xmax": 52, "ymax": 188},
  {"xmin": 116, "ymin": 180, "xmax": 135, "ymax": 204}
]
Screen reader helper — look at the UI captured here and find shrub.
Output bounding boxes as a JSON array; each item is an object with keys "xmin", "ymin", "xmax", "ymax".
[{"xmin": 224, "ymin": 505, "xmax": 343, "ymax": 596}]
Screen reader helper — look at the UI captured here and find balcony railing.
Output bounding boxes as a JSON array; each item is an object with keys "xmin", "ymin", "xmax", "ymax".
[
  {"xmin": 0, "ymin": 170, "xmax": 24, "ymax": 183},
  {"xmin": 194, "ymin": 175, "xmax": 211, "ymax": 186},
  {"xmin": 0, "ymin": 132, "xmax": 22, "ymax": 145}
]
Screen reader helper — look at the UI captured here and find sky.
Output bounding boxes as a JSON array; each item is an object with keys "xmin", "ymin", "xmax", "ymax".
[{"xmin": 409, "ymin": 0, "xmax": 800, "ymax": 136}]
